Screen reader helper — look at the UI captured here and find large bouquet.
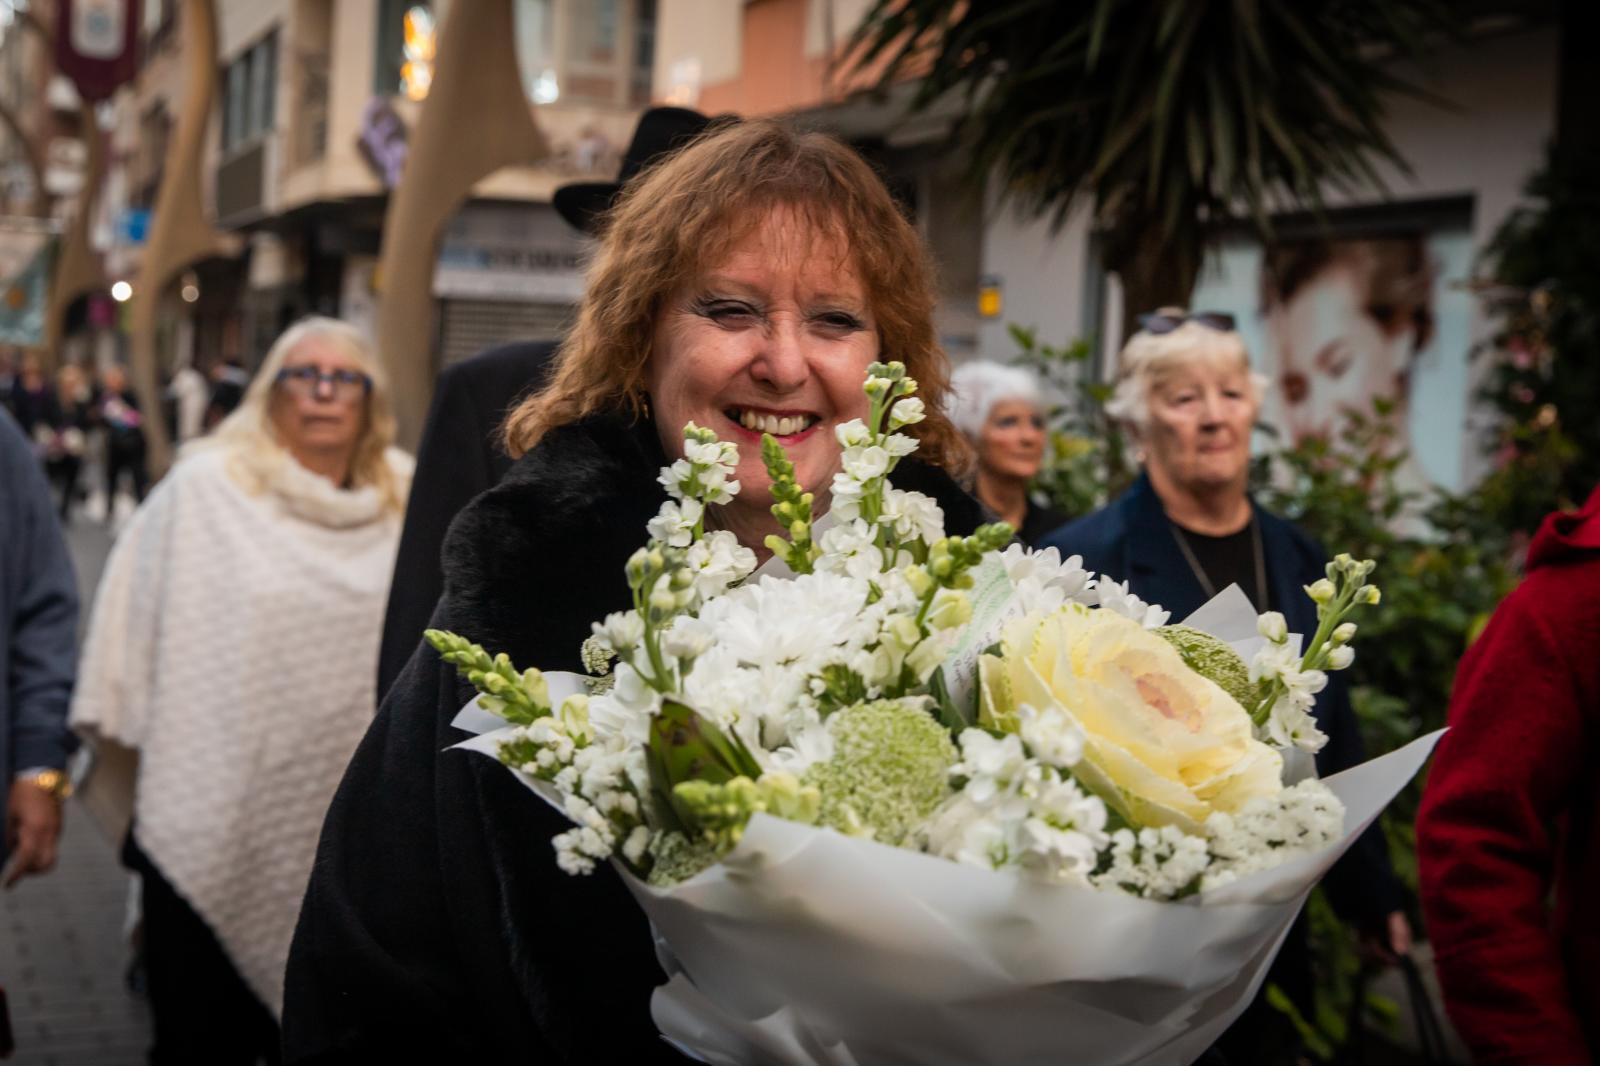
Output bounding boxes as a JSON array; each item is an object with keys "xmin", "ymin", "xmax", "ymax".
[{"xmin": 432, "ymin": 363, "xmax": 1438, "ymax": 1065}]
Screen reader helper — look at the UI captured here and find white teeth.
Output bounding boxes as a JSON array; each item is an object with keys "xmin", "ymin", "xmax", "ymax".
[{"xmin": 735, "ymin": 409, "xmax": 814, "ymax": 436}]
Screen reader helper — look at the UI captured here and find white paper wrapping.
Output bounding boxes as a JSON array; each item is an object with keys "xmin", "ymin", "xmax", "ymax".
[{"xmin": 450, "ymin": 700, "xmax": 1439, "ymax": 1066}]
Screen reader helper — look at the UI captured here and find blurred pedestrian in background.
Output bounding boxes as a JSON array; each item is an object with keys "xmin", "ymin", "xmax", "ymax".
[
  {"xmin": 95, "ymin": 364, "xmax": 149, "ymax": 515},
  {"xmin": 7, "ymin": 353, "xmax": 60, "ymax": 457},
  {"xmin": 165, "ymin": 357, "xmax": 210, "ymax": 446},
  {"xmin": 70, "ymin": 317, "xmax": 411, "ymax": 1065},
  {"xmin": 46, "ymin": 364, "xmax": 92, "ymax": 522},
  {"xmin": 205, "ymin": 356, "xmax": 250, "ymax": 431},
  {"xmin": 376, "ymin": 105, "xmax": 722, "ymax": 698},
  {"xmin": 947, "ymin": 360, "xmax": 1066, "ymax": 545},
  {"xmin": 1042, "ymin": 308, "xmax": 1409, "ymax": 1064},
  {"xmin": 1417, "ymin": 484, "xmax": 1600, "ymax": 1063},
  {"xmin": 0, "ymin": 408, "xmax": 78, "ymax": 890}
]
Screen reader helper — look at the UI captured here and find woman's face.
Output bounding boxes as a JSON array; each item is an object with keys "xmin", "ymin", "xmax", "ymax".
[
  {"xmin": 1141, "ymin": 360, "xmax": 1256, "ymax": 494},
  {"xmin": 1272, "ymin": 256, "xmax": 1419, "ymax": 444},
  {"xmin": 977, "ymin": 398, "xmax": 1045, "ymax": 482},
  {"xmin": 268, "ymin": 337, "xmax": 369, "ymax": 461},
  {"xmin": 648, "ymin": 207, "xmax": 879, "ymax": 510}
]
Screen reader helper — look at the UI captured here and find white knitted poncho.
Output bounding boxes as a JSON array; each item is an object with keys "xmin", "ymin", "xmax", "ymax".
[{"xmin": 71, "ymin": 442, "xmax": 413, "ymax": 1017}]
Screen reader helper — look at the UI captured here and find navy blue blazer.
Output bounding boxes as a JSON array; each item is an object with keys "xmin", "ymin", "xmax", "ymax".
[{"xmin": 1041, "ymin": 472, "xmax": 1402, "ymax": 922}]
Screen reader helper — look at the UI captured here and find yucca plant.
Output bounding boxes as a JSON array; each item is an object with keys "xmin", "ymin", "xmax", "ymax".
[{"xmin": 848, "ymin": 0, "xmax": 1460, "ymax": 335}]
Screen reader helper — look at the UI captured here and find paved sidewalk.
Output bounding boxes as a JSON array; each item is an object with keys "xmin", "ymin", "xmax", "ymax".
[{"xmin": 0, "ymin": 516, "xmax": 152, "ymax": 1064}]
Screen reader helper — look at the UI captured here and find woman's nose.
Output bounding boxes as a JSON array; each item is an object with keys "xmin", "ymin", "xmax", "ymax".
[{"xmin": 750, "ymin": 321, "xmax": 809, "ymax": 392}]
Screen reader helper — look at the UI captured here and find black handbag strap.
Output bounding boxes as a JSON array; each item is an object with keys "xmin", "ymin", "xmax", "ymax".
[{"xmin": 1400, "ymin": 955, "xmax": 1450, "ymax": 1064}]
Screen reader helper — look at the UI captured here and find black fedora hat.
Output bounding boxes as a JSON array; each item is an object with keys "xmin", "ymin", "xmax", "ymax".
[{"xmin": 553, "ymin": 106, "xmax": 725, "ymax": 235}]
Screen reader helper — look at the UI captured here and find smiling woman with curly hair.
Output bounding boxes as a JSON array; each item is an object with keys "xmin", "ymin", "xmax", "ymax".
[{"xmin": 284, "ymin": 119, "xmax": 987, "ymax": 1062}]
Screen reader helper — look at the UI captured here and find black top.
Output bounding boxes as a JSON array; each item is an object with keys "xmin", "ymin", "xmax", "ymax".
[
  {"xmin": 1168, "ymin": 519, "xmax": 1268, "ymax": 612},
  {"xmin": 1017, "ymin": 499, "xmax": 1070, "ymax": 548},
  {"xmin": 283, "ymin": 412, "xmax": 989, "ymax": 1064}
]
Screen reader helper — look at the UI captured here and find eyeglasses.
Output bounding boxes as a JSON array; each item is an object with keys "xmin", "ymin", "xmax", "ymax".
[
  {"xmin": 1137, "ymin": 310, "xmax": 1237, "ymax": 335},
  {"xmin": 275, "ymin": 365, "xmax": 372, "ymax": 400}
]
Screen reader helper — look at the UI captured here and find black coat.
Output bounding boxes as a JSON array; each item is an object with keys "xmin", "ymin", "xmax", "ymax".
[
  {"xmin": 283, "ymin": 412, "xmax": 987, "ymax": 1064},
  {"xmin": 376, "ymin": 341, "xmax": 557, "ymax": 699}
]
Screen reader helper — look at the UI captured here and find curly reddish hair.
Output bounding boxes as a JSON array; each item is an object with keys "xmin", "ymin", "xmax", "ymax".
[{"xmin": 502, "ymin": 119, "xmax": 968, "ymax": 473}]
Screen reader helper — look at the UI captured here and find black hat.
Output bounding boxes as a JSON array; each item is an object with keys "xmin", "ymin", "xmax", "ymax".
[{"xmin": 553, "ymin": 106, "xmax": 723, "ymax": 235}]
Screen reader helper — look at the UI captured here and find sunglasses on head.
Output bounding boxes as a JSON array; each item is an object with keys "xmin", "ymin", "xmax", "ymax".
[{"xmin": 1137, "ymin": 310, "xmax": 1237, "ymax": 335}]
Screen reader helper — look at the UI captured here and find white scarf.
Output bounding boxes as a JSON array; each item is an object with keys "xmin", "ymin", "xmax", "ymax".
[{"xmin": 71, "ymin": 441, "xmax": 412, "ymax": 1016}]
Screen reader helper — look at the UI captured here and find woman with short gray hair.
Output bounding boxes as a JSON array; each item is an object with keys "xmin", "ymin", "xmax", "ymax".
[
  {"xmin": 1042, "ymin": 307, "xmax": 1408, "ymax": 1062},
  {"xmin": 948, "ymin": 360, "xmax": 1068, "ymax": 545}
]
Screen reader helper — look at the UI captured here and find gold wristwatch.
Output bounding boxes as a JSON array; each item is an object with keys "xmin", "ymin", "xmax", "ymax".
[{"xmin": 18, "ymin": 768, "xmax": 72, "ymax": 801}]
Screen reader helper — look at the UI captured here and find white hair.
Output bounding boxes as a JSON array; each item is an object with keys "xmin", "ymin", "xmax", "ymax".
[
  {"xmin": 190, "ymin": 316, "xmax": 406, "ymax": 514},
  {"xmin": 1104, "ymin": 318, "xmax": 1268, "ymax": 434},
  {"xmin": 947, "ymin": 360, "xmax": 1044, "ymax": 439}
]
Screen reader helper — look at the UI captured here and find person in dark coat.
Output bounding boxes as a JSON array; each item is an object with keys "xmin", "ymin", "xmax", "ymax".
[
  {"xmin": 1041, "ymin": 308, "xmax": 1406, "ymax": 1064},
  {"xmin": 284, "ymin": 119, "xmax": 983, "ymax": 1063},
  {"xmin": 375, "ymin": 340, "xmax": 555, "ymax": 695},
  {"xmin": 376, "ymin": 106, "xmax": 724, "ymax": 699},
  {"xmin": 0, "ymin": 409, "xmax": 78, "ymax": 887},
  {"xmin": 1417, "ymin": 484, "xmax": 1600, "ymax": 1063}
]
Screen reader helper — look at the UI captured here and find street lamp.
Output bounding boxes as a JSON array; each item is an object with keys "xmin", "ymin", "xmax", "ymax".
[{"xmin": 110, "ymin": 280, "xmax": 133, "ymax": 302}]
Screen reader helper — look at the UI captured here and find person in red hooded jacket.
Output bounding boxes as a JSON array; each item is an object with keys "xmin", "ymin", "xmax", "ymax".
[{"xmin": 1417, "ymin": 484, "xmax": 1600, "ymax": 1064}]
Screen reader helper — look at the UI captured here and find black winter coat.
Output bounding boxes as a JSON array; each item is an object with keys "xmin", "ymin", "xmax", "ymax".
[
  {"xmin": 377, "ymin": 341, "xmax": 556, "ymax": 699},
  {"xmin": 283, "ymin": 412, "xmax": 987, "ymax": 1063}
]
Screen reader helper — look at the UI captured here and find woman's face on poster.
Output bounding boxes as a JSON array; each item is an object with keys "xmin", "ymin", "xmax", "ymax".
[{"xmin": 1272, "ymin": 250, "xmax": 1426, "ymax": 444}]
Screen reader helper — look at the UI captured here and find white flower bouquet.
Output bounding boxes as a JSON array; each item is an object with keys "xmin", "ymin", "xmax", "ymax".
[{"xmin": 431, "ymin": 362, "xmax": 1439, "ymax": 1065}]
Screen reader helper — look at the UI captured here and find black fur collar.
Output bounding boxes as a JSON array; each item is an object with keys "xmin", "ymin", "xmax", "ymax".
[{"xmin": 440, "ymin": 413, "xmax": 985, "ymax": 672}]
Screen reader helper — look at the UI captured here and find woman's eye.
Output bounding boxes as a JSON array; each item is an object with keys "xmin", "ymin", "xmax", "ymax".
[
  {"xmin": 700, "ymin": 300, "xmax": 758, "ymax": 324},
  {"xmin": 815, "ymin": 311, "xmax": 864, "ymax": 331}
]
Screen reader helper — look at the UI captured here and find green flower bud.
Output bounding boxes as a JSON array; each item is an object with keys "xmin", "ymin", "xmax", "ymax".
[
  {"xmin": 1305, "ymin": 578, "xmax": 1336, "ymax": 605},
  {"xmin": 1332, "ymin": 622, "xmax": 1357, "ymax": 643}
]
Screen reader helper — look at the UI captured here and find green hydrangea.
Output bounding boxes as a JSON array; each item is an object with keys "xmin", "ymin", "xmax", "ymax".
[
  {"xmin": 646, "ymin": 830, "xmax": 721, "ymax": 887},
  {"xmin": 801, "ymin": 699, "xmax": 958, "ymax": 846},
  {"xmin": 1156, "ymin": 625, "xmax": 1258, "ymax": 710}
]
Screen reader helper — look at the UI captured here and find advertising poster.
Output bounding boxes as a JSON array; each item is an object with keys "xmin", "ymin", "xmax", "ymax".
[{"xmin": 1191, "ymin": 215, "xmax": 1474, "ymax": 492}]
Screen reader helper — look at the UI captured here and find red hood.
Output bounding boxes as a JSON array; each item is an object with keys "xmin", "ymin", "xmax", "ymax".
[{"xmin": 1527, "ymin": 484, "xmax": 1600, "ymax": 570}]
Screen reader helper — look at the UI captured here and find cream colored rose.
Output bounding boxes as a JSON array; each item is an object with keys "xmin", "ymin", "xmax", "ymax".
[{"xmin": 978, "ymin": 604, "xmax": 1282, "ymax": 833}]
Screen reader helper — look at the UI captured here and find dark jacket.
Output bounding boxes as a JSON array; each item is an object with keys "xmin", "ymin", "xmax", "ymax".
[
  {"xmin": 377, "ymin": 341, "xmax": 557, "ymax": 698},
  {"xmin": 284, "ymin": 411, "xmax": 986, "ymax": 1063},
  {"xmin": 1041, "ymin": 473, "xmax": 1402, "ymax": 923},
  {"xmin": 1418, "ymin": 485, "xmax": 1600, "ymax": 1063},
  {"xmin": 0, "ymin": 411, "xmax": 78, "ymax": 862}
]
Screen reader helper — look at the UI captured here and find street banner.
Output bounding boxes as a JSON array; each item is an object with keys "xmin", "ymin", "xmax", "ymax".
[
  {"xmin": 54, "ymin": 0, "xmax": 142, "ymax": 102},
  {"xmin": 0, "ymin": 220, "xmax": 57, "ymax": 347}
]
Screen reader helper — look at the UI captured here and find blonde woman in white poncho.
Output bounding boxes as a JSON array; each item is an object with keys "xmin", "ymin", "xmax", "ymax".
[{"xmin": 71, "ymin": 316, "xmax": 412, "ymax": 1064}]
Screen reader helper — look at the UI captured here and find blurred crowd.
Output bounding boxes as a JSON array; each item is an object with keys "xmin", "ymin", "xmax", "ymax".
[{"xmin": 0, "ymin": 349, "xmax": 248, "ymax": 526}]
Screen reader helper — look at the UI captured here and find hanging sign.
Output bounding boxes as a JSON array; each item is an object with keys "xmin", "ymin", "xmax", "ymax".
[{"xmin": 54, "ymin": 0, "xmax": 143, "ymax": 102}]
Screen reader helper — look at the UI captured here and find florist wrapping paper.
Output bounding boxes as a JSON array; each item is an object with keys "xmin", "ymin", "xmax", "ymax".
[{"xmin": 452, "ymin": 704, "xmax": 1440, "ymax": 1066}]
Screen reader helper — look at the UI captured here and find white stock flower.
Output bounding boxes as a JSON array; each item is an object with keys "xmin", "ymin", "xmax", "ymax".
[
  {"xmin": 646, "ymin": 498, "xmax": 703, "ymax": 548},
  {"xmin": 882, "ymin": 488, "xmax": 945, "ymax": 547},
  {"xmin": 889, "ymin": 396, "xmax": 926, "ymax": 428},
  {"xmin": 593, "ymin": 611, "xmax": 645, "ymax": 654},
  {"xmin": 841, "ymin": 444, "xmax": 892, "ymax": 482},
  {"xmin": 685, "ymin": 530, "xmax": 756, "ymax": 599},
  {"xmin": 1017, "ymin": 702, "xmax": 1085, "ymax": 768},
  {"xmin": 1257, "ymin": 611, "xmax": 1288, "ymax": 643},
  {"xmin": 882, "ymin": 434, "xmax": 919, "ymax": 459},
  {"xmin": 835, "ymin": 419, "xmax": 872, "ymax": 448},
  {"xmin": 1327, "ymin": 645, "xmax": 1355, "ymax": 670}
]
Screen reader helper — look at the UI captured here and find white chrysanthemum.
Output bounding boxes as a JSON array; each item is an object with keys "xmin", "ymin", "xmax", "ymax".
[
  {"xmin": 1095, "ymin": 577, "xmax": 1171, "ymax": 628},
  {"xmin": 1000, "ymin": 544, "xmax": 1096, "ymax": 616}
]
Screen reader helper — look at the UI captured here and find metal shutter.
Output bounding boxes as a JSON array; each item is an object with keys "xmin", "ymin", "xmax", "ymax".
[{"xmin": 437, "ymin": 298, "xmax": 573, "ymax": 369}]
